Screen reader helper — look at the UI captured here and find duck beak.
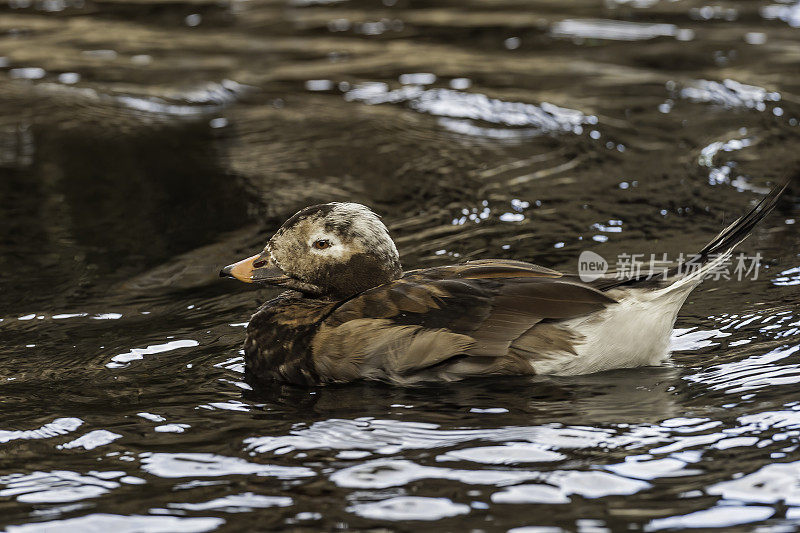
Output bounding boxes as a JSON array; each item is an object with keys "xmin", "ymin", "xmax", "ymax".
[{"xmin": 219, "ymin": 252, "xmax": 290, "ymax": 285}]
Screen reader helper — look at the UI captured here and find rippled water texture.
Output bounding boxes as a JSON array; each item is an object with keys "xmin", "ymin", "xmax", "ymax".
[{"xmin": 2, "ymin": 0, "xmax": 800, "ymax": 530}]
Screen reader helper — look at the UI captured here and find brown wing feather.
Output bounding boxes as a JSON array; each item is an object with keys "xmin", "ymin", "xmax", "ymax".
[
  {"xmin": 466, "ymin": 278, "xmax": 615, "ymax": 356},
  {"xmin": 449, "ymin": 259, "xmax": 565, "ymax": 279},
  {"xmin": 403, "ymin": 259, "xmax": 564, "ymax": 280},
  {"xmin": 313, "ymin": 259, "xmax": 615, "ymax": 380},
  {"xmin": 312, "ymin": 319, "xmax": 475, "ymax": 383}
]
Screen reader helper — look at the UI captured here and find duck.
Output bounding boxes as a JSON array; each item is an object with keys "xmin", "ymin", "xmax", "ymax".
[{"xmin": 221, "ymin": 182, "xmax": 789, "ymax": 387}]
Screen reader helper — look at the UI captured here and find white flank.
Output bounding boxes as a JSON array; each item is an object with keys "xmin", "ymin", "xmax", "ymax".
[{"xmin": 532, "ymin": 251, "xmax": 734, "ymax": 375}]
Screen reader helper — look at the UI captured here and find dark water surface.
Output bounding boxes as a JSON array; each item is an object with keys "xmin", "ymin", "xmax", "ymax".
[{"xmin": 2, "ymin": 0, "xmax": 800, "ymax": 530}]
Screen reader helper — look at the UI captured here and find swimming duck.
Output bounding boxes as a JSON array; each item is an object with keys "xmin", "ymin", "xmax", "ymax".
[{"xmin": 221, "ymin": 183, "xmax": 788, "ymax": 386}]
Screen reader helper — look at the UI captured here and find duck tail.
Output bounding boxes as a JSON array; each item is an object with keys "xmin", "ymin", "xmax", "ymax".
[
  {"xmin": 664, "ymin": 178, "xmax": 790, "ymax": 293},
  {"xmin": 698, "ymin": 179, "xmax": 789, "ymax": 258}
]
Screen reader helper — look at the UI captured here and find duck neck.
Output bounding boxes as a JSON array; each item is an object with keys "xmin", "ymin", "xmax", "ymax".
[
  {"xmin": 244, "ymin": 291, "xmax": 338, "ymax": 386},
  {"xmin": 319, "ymin": 253, "xmax": 402, "ymax": 299}
]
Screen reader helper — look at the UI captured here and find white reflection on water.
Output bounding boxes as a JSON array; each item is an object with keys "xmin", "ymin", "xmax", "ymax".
[
  {"xmin": 695, "ymin": 136, "xmax": 772, "ymax": 191},
  {"xmin": 690, "ymin": 5, "xmax": 738, "ymax": 21},
  {"xmin": 112, "ymin": 96, "xmax": 211, "ymax": 116},
  {"xmin": 545, "ymin": 470, "xmax": 650, "ymax": 498},
  {"xmin": 508, "ymin": 527, "xmax": 567, "ymax": 533},
  {"xmin": 178, "ymin": 80, "xmax": 247, "ymax": 106},
  {"xmin": 607, "ymin": 0, "xmax": 661, "ymax": 7},
  {"xmin": 491, "ymin": 484, "xmax": 570, "ymax": 504},
  {"xmin": 305, "ymin": 79, "xmax": 333, "ymax": 91},
  {"xmin": 737, "ymin": 407, "xmax": 800, "ymax": 432},
  {"xmin": 333, "ymin": 458, "xmax": 651, "ymax": 497},
  {"xmin": 774, "ymin": 266, "xmax": 800, "ymax": 287},
  {"xmin": 348, "ymin": 496, "xmax": 469, "ymax": 520},
  {"xmin": 4, "ymin": 514, "xmax": 224, "ymax": 533},
  {"xmin": 9, "ymin": 68, "xmax": 46, "ymax": 80},
  {"xmin": 139, "ymin": 452, "xmax": 315, "ymax": 479},
  {"xmin": 26, "ymin": 79, "xmax": 250, "ymax": 118},
  {"xmin": 709, "ymin": 460, "xmax": 800, "ymax": 504},
  {"xmin": 708, "ymin": 311, "xmax": 799, "ymax": 338},
  {"xmin": 492, "ymin": 470, "xmax": 649, "ymax": 503},
  {"xmin": 0, "ymin": 470, "xmax": 140, "ymax": 503},
  {"xmin": 244, "ymin": 418, "xmax": 663, "ymax": 455},
  {"xmin": 438, "ymin": 444, "xmax": 565, "ymax": 465},
  {"xmin": 168, "ymin": 492, "xmax": 293, "ymax": 513},
  {"xmin": 399, "ymin": 72, "xmax": 436, "ymax": 85},
  {"xmin": 550, "ymin": 19, "xmax": 692, "ymax": 41},
  {"xmin": 0, "ymin": 417, "xmax": 83, "ymax": 444},
  {"xmin": 6, "ymin": 312, "xmax": 123, "ymax": 321},
  {"xmin": 92, "ymin": 313, "xmax": 123, "ymax": 320},
  {"xmin": 52, "ymin": 312, "xmax": 88, "ymax": 319},
  {"xmin": 138, "ymin": 412, "xmax": 166, "ymax": 422},
  {"xmin": 761, "ymin": 1, "xmax": 800, "ymax": 27},
  {"xmin": 680, "ymin": 79, "xmax": 780, "ymax": 110},
  {"xmin": 213, "ymin": 356, "xmax": 245, "ymax": 373},
  {"xmin": 106, "ymin": 339, "xmax": 199, "ymax": 368},
  {"xmin": 198, "ymin": 400, "xmax": 250, "ymax": 411},
  {"xmin": 698, "ymin": 137, "xmax": 752, "ymax": 169},
  {"xmin": 154, "ymin": 424, "xmax": 191, "ymax": 433},
  {"xmin": 116, "ymin": 80, "xmax": 248, "ymax": 115},
  {"xmin": 57, "ymin": 429, "xmax": 121, "ymax": 450},
  {"xmin": 645, "ymin": 506, "xmax": 774, "ymax": 531},
  {"xmin": 437, "ymin": 118, "xmax": 546, "ymax": 139},
  {"xmin": 290, "ymin": 0, "xmax": 347, "ymax": 6},
  {"xmin": 607, "ymin": 456, "xmax": 701, "ymax": 480},
  {"xmin": 344, "ymin": 84, "xmax": 594, "ymax": 134},
  {"xmin": 330, "ymin": 459, "xmax": 541, "ymax": 488},
  {"xmin": 670, "ymin": 327, "xmax": 731, "ymax": 351},
  {"xmin": 683, "ymin": 345, "xmax": 800, "ymax": 393}
]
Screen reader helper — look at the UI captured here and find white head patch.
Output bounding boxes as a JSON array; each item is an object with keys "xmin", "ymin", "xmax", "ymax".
[{"xmin": 326, "ymin": 203, "xmax": 400, "ymax": 263}]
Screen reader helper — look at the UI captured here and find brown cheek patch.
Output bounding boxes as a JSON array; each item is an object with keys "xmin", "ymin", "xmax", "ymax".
[{"xmin": 271, "ymin": 218, "xmax": 314, "ymax": 279}]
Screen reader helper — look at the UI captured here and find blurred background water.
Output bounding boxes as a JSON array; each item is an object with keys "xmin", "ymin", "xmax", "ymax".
[{"xmin": 1, "ymin": 0, "xmax": 800, "ymax": 530}]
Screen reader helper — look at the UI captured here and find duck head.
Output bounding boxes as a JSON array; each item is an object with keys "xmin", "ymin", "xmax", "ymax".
[{"xmin": 220, "ymin": 202, "xmax": 402, "ymax": 299}]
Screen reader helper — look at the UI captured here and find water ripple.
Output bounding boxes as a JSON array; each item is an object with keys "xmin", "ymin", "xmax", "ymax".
[
  {"xmin": 550, "ymin": 19, "xmax": 693, "ymax": 41},
  {"xmin": 139, "ymin": 452, "xmax": 315, "ymax": 479},
  {"xmin": 492, "ymin": 470, "xmax": 649, "ymax": 502},
  {"xmin": 57, "ymin": 429, "xmax": 121, "ymax": 450},
  {"xmin": 330, "ymin": 458, "xmax": 541, "ymax": 489},
  {"xmin": 5, "ymin": 514, "xmax": 224, "ymax": 533},
  {"xmin": 0, "ymin": 471, "xmax": 121, "ymax": 503},
  {"xmin": 348, "ymin": 496, "xmax": 470, "ymax": 521},
  {"xmin": 438, "ymin": 444, "xmax": 566, "ymax": 465},
  {"xmin": 684, "ymin": 345, "xmax": 800, "ymax": 393},
  {"xmin": 244, "ymin": 418, "xmax": 664, "ymax": 455},
  {"xmin": 168, "ymin": 492, "xmax": 293, "ymax": 513},
  {"xmin": 0, "ymin": 418, "xmax": 83, "ymax": 445},
  {"xmin": 709, "ymin": 460, "xmax": 800, "ymax": 505},
  {"xmin": 606, "ymin": 456, "xmax": 701, "ymax": 480},
  {"xmin": 680, "ymin": 79, "xmax": 780, "ymax": 110},
  {"xmin": 343, "ymin": 84, "xmax": 594, "ymax": 135},
  {"xmin": 27, "ymin": 79, "xmax": 250, "ymax": 118},
  {"xmin": 761, "ymin": 1, "xmax": 800, "ymax": 27},
  {"xmin": 645, "ymin": 506, "xmax": 775, "ymax": 531},
  {"xmin": 106, "ymin": 339, "xmax": 199, "ymax": 369}
]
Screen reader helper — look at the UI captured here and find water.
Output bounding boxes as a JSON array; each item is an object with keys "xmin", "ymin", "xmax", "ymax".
[{"xmin": 1, "ymin": 0, "xmax": 800, "ymax": 530}]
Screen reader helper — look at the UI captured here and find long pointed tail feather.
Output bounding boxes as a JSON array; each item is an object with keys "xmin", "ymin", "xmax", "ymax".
[
  {"xmin": 663, "ymin": 178, "xmax": 790, "ymax": 292},
  {"xmin": 600, "ymin": 178, "xmax": 791, "ymax": 292},
  {"xmin": 698, "ymin": 179, "xmax": 790, "ymax": 259}
]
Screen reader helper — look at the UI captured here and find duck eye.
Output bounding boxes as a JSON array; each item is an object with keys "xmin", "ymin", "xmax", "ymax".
[{"xmin": 313, "ymin": 239, "xmax": 332, "ymax": 250}]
